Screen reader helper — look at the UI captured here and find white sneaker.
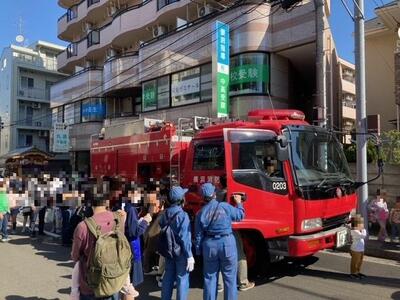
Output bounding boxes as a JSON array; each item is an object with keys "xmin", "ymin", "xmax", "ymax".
[{"xmin": 1, "ymin": 238, "xmax": 10, "ymax": 242}]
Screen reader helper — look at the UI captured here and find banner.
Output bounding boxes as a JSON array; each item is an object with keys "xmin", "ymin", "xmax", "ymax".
[
  {"xmin": 52, "ymin": 123, "xmax": 69, "ymax": 153},
  {"xmin": 212, "ymin": 21, "xmax": 230, "ymax": 118}
]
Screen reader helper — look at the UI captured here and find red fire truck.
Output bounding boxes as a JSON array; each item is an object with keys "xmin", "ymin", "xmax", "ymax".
[{"xmin": 91, "ymin": 109, "xmax": 357, "ymax": 269}]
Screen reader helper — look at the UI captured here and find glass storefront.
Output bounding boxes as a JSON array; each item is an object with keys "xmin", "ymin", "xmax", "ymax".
[
  {"xmin": 230, "ymin": 52, "xmax": 270, "ymax": 96},
  {"xmin": 171, "ymin": 67, "xmax": 201, "ymax": 107}
]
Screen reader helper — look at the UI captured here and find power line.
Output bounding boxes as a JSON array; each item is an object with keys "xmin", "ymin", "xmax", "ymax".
[
  {"xmin": 3, "ymin": 2, "xmax": 275, "ymax": 129},
  {"xmin": 3, "ymin": 1, "xmax": 284, "ymax": 130}
]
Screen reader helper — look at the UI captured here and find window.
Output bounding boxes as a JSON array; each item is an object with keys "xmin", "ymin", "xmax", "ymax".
[
  {"xmin": 193, "ymin": 139, "xmax": 225, "ymax": 170},
  {"xmin": 21, "ymin": 76, "xmax": 34, "ymax": 89},
  {"xmin": 157, "ymin": 76, "xmax": 170, "ymax": 109},
  {"xmin": 134, "ymin": 97, "xmax": 142, "ymax": 115},
  {"xmin": 157, "ymin": 0, "xmax": 179, "ymax": 10},
  {"xmin": 87, "ymin": 30, "xmax": 100, "ymax": 48},
  {"xmin": 230, "ymin": 130, "xmax": 286, "ymax": 194},
  {"xmin": 64, "ymin": 103, "xmax": 74, "ymax": 125},
  {"xmin": 230, "ymin": 52, "xmax": 270, "ymax": 96},
  {"xmin": 171, "ymin": 67, "xmax": 200, "ymax": 107},
  {"xmin": 74, "ymin": 101, "xmax": 81, "ymax": 123},
  {"xmin": 200, "ymin": 64, "xmax": 212, "ymax": 102},
  {"xmin": 121, "ymin": 97, "xmax": 133, "ymax": 116},
  {"xmin": 142, "ymin": 76, "xmax": 170, "ymax": 112},
  {"xmin": 26, "ymin": 106, "xmax": 33, "ymax": 126},
  {"xmin": 87, "ymin": 0, "xmax": 100, "ymax": 7},
  {"xmin": 142, "ymin": 80, "xmax": 157, "ymax": 112},
  {"xmin": 26, "ymin": 135, "xmax": 33, "ymax": 147}
]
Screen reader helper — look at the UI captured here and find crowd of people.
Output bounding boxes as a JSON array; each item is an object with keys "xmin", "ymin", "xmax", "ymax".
[
  {"xmin": 2, "ymin": 172, "xmax": 400, "ymax": 299},
  {"xmin": 0, "ymin": 173, "xmax": 254, "ymax": 300}
]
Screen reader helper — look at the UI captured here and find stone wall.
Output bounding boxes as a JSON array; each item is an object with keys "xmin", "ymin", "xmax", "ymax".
[{"xmin": 349, "ymin": 163, "xmax": 400, "ymax": 208}]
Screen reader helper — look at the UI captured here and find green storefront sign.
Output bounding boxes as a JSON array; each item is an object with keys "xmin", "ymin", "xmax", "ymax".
[
  {"xmin": 230, "ymin": 64, "xmax": 269, "ymax": 85},
  {"xmin": 217, "ymin": 72, "xmax": 229, "ymax": 116},
  {"xmin": 142, "ymin": 81, "xmax": 157, "ymax": 111}
]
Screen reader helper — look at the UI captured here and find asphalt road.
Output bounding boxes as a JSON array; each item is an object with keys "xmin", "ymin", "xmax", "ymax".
[{"xmin": 1, "ymin": 233, "xmax": 400, "ymax": 300}]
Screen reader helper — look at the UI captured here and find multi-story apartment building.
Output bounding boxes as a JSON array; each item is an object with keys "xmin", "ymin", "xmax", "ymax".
[
  {"xmin": 365, "ymin": 1, "xmax": 399, "ymax": 132},
  {"xmin": 52, "ymin": 0, "xmax": 342, "ymax": 172},
  {"xmin": 0, "ymin": 41, "xmax": 67, "ymax": 156},
  {"xmin": 337, "ymin": 58, "xmax": 356, "ymax": 143}
]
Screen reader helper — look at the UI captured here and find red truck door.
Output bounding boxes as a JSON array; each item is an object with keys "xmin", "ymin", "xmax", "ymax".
[{"xmin": 223, "ymin": 128, "xmax": 295, "ymax": 238}]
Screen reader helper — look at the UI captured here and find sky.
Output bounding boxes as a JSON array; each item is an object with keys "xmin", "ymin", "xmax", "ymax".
[{"xmin": 0, "ymin": 0, "xmax": 395, "ymax": 62}]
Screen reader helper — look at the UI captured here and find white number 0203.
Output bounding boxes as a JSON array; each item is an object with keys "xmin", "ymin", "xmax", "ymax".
[{"xmin": 272, "ymin": 182, "xmax": 287, "ymax": 190}]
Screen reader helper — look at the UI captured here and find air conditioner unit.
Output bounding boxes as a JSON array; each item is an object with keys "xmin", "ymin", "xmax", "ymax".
[
  {"xmin": 198, "ymin": 4, "xmax": 214, "ymax": 18},
  {"xmin": 152, "ymin": 25, "xmax": 166, "ymax": 38},
  {"xmin": 32, "ymin": 103, "xmax": 41, "ymax": 109},
  {"xmin": 39, "ymin": 130, "xmax": 48, "ymax": 137}
]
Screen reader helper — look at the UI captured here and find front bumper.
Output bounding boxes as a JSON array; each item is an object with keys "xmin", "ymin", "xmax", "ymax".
[{"xmin": 288, "ymin": 226, "xmax": 347, "ymax": 257}]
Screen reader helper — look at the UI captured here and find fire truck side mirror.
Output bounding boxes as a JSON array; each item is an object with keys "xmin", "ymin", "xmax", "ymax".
[{"xmin": 276, "ymin": 135, "xmax": 289, "ymax": 161}]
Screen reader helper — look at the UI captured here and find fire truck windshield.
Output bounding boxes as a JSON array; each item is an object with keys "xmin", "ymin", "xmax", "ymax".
[{"xmin": 285, "ymin": 126, "xmax": 352, "ymax": 188}]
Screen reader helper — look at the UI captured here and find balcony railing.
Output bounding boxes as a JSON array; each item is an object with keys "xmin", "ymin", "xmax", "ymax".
[
  {"xmin": 19, "ymin": 120, "xmax": 51, "ymax": 128},
  {"xmin": 14, "ymin": 53, "xmax": 58, "ymax": 72},
  {"xmin": 18, "ymin": 88, "xmax": 50, "ymax": 100}
]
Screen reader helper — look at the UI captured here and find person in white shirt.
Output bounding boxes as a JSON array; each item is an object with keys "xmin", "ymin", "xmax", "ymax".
[{"xmin": 350, "ymin": 215, "xmax": 367, "ymax": 279}]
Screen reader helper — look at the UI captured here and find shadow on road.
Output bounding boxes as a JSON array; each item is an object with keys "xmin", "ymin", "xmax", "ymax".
[{"xmin": 9, "ymin": 234, "xmax": 71, "ymax": 264}]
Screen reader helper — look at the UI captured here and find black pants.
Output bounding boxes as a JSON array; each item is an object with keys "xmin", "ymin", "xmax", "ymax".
[{"xmin": 38, "ymin": 207, "xmax": 46, "ymax": 234}]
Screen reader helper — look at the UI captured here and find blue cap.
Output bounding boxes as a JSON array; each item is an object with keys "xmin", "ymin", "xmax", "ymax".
[
  {"xmin": 201, "ymin": 183, "xmax": 215, "ymax": 198},
  {"xmin": 169, "ymin": 186, "xmax": 188, "ymax": 202}
]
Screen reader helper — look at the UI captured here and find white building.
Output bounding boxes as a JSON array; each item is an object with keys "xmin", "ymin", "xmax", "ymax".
[{"xmin": 0, "ymin": 41, "xmax": 67, "ymax": 156}]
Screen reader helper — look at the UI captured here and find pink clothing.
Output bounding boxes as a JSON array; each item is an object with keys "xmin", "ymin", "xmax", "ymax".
[{"xmin": 71, "ymin": 211, "xmax": 117, "ymax": 296}]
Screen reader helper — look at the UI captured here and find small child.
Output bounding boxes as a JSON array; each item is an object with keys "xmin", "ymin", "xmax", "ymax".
[
  {"xmin": 349, "ymin": 216, "xmax": 367, "ymax": 279},
  {"xmin": 389, "ymin": 196, "xmax": 400, "ymax": 242},
  {"xmin": 70, "ymin": 261, "xmax": 139, "ymax": 300}
]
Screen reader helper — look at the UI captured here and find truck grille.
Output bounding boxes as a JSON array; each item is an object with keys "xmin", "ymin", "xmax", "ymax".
[{"xmin": 322, "ymin": 213, "xmax": 349, "ymax": 230}]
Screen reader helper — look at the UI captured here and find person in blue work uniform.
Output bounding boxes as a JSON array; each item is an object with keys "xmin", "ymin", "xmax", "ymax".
[
  {"xmin": 159, "ymin": 186, "xmax": 195, "ymax": 300},
  {"xmin": 195, "ymin": 183, "xmax": 244, "ymax": 300}
]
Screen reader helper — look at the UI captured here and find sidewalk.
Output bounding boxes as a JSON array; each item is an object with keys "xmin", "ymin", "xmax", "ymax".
[
  {"xmin": 339, "ymin": 235, "xmax": 400, "ymax": 261},
  {"xmin": 363, "ymin": 235, "xmax": 400, "ymax": 261}
]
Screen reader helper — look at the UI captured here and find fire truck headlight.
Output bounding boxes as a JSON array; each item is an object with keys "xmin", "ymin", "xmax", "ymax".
[{"xmin": 302, "ymin": 218, "xmax": 322, "ymax": 231}]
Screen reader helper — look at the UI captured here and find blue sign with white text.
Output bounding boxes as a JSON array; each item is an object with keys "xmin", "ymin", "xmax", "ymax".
[
  {"xmin": 82, "ymin": 102, "xmax": 105, "ymax": 118},
  {"xmin": 215, "ymin": 21, "xmax": 230, "ymax": 66}
]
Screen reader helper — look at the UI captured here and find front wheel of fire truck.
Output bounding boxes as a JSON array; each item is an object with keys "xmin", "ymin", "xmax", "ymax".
[{"xmin": 241, "ymin": 231, "xmax": 270, "ymax": 278}]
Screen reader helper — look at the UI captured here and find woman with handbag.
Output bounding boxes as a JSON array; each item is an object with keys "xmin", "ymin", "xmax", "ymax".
[{"xmin": 369, "ymin": 189, "xmax": 389, "ymax": 243}]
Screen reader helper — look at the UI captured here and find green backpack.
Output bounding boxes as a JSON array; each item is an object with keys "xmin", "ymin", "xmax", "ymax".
[{"xmin": 84, "ymin": 212, "xmax": 132, "ymax": 298}]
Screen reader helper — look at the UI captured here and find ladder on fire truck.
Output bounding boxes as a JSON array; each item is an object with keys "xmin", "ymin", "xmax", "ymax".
[{"xmin": 169, "ymin": 117, "xmax": 210, "ymax": 185}]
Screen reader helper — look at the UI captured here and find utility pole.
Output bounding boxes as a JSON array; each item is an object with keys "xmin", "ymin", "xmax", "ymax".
[
  {"xmin": 354, "ymin": 0, "xmax": 368, "ymax": 228},
  {"xmin": 315, "ymin": 0, "xmax": 327, "ymax": 128}
]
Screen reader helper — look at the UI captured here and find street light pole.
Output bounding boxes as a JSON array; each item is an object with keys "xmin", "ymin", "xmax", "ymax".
[{"xmin": 354, "ymin": 0, "xmax": 369, "ymax": 228}]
